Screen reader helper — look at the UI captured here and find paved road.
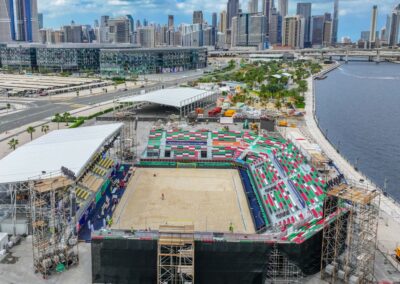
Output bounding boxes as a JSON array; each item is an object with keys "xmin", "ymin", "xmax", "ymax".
[{"xmin": 0, "ymin": 72, "xmax": 206, "ymax": 134}]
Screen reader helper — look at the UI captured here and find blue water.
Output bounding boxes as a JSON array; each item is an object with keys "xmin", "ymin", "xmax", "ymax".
[{"xmin": 315, "ymin": 62, "xmax": 400, "ymax": 201}]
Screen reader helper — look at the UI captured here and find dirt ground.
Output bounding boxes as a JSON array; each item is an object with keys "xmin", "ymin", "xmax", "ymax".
[{"xmin": 112, "ymin": 168, "xmax": 255, "ymax": 234}]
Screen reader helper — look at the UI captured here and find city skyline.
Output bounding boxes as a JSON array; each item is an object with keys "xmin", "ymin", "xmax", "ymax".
[{"xmin": 38, "ymin": 0, "xmax": 398, "ymax": 41}]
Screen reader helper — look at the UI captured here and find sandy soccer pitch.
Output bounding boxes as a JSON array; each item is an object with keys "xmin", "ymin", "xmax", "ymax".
[{"xmin": 112, "ymin": 167, "xmax": 255, "ymax": 234}]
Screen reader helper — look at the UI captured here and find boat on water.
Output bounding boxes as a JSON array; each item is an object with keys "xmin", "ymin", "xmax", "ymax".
[{"xmin": 315, "ymin": 75, "xmax": 328, "ymax": 80}]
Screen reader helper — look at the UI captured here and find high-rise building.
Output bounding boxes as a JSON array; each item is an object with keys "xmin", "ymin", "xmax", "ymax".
[
  {"xmin": 63, "ymin": 24, "xmax": 83, "ymax": 43},
  {"xmin": 311, "ymin": 15, "xmax": 325, "ymax": 46},
  {"xmin": 369, "ymin": 5, "xmax": 378, "ymax": 46},
  {"xmin": 269, "ymin": 7, "xmax": 282, "ymax": 45},
  {"xmin": 282, "ymin": 15, "xmax": 305, "ymax": 49},
  {"xmin": 323, "ymin": 21, "xmax": 332, "ymax": 46},
  {"xmin": 168, "ymin": 15, "xmax": 174, "ymax": 29},
  {"xmin": 108, "ymin": 16, "xmax": 132, "ymax": 43},
  {"xmin": 0, "ymin": 0, "xmax": 39, "ymax": 42},
  {"xmin": 278, "ymin": 0, "xmax": 288, "ymax": 17},
  {"xmin": 331, "ymin": 0, "xmax": 339, "ymax": 44},
  {"xmin": 388, "ymin": 4, "xmax": 400, "ymax": 47},
  {"xmin": 248, "ymin": 0, "xmax": 258, "ymax": 14},
  {"xmin": 231, "ymin": 13, "xmax": 266, "ymax": 49},
  {"xmin": 219, "ymin": 10, "xmax": 227, "ymax": 33},
  {"xmin": 262, "ymin": 0, "xmax": 272, "ymax": 36},
  {"xmin": 38, "ymin": 13, "xmax": 43, "ymax": 29},
  {"xmin": 297, "ymin": 3, "xmax": 312, "ymax": 47},
  {"xmin": 212, "ymin": 13, "xmax": 217, "ymax": 28},
  {"xmin": 227, "ymin": 0, "xmax": 239, "ymax": 29},
  {"xmin": 193, "ymin": 11, "xmax": 203, "ymax": 24},
  {"xmin": 360, "ymin": 31, "xmax": 370, "ymax": 41},
  {"xmin": 137, "ymin": 26, "xmax": 155, "ymax": 47}
]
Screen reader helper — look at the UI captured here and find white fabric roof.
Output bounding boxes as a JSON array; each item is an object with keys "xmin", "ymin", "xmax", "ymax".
[
  {"xmin": 118, "ymin": 88, "xmax": 210, "ymax": 108},
  {"xmin": 0, "ymin": 123, "xmax": 123, "ymax": 184}
]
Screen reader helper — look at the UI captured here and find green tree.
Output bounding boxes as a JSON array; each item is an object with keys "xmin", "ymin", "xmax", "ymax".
[
  {"xmin": 297, "ymin": 80, "xmax": 308, "ymax": 94},
  {"xmin": 54, "ymin": 113, "xmax": 62, "ymax": 129},
  {"xmin": 41, "ymin": 125, "xmax": 50, "ymax": 134},
  {"xmin": 275, "ymin": 99, "xmax": 282, "ymax": 110},
  {"xmin": 8, "ymin": 138, "xmax": 19, "ymax": 150},
  {"xmin": 26, "ymin": 126, "xmax": 35, "ymax": 141},
  {"xmin": 62, "ymin": 112, "xmax": 72, "ymax": 126}
]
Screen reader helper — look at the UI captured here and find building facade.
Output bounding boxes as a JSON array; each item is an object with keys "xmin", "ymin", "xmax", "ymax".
[
  {"xmin": 100, "ymin": 47, "xmax": 207, "ymax": 76},
  {"xmin": 297, "ymin": 2, "xmax": 312, "ymax": 47},
  {"xmin": 0, "ymin": 44, "xmax": 207, "ymax": 75},
  {"xmin": 0, "ymin": 0, "xmax": 39, "ymax": 42},
  {"xmin": 282, "ymin": 16, "xmax": 304, "ymax": 49},
  {"xmin": 193, "ymin": 11, "xmax": 204, "ymax": 25},
  {"xmin": 331, "ymin": 0, "xmax": 339, "ymax": 44}
]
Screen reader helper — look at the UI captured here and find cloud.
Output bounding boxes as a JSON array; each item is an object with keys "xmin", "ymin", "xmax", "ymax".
[{"xmin": 39, "ymin": 0, "xmax": 226, "ymax": 19}]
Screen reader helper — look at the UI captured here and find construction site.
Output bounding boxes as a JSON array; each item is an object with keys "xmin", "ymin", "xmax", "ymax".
[{"xmin": 0, "ymin": 85, "xmax": 396, "ymax": 283}]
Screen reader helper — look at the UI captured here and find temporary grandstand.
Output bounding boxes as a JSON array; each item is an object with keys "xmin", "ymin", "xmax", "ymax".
[
  {"xmin": 92, "ymin": 129, "xmax": 347, "ymax": 283},
  {"xmin": 0, "ymin": 123, "xmax": 123, "ymax": 278},
  {"xmin": 117, "ymin": 88, "xmax": 218, "ymax": 117}
]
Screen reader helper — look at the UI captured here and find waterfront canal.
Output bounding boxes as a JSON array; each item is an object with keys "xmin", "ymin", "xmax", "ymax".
[{"xmin": 315, "ymin": 61, "xmax": 400, "ymax": 201}]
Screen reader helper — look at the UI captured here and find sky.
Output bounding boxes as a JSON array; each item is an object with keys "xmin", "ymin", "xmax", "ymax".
[{"xmin": 38, "ymin": 0, "xmax": 398, "ymax": 41}]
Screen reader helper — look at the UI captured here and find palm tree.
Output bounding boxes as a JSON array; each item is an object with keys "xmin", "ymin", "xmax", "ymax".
[
  {"xmin": 8, "ymin": 138, "xmax": 19, "ymax": 150},
  {"xmin": 62, "ymin": 112, "xmax": 71, "ymax": 126},
  {"xmin": 54, "ymin": 113, "xmax": 62, "ymax": 129},
  {"xmin": 26, "ymin": 126, "xmax": 35, "ymax": 141},
  {"xmin": 41, "ymin": 125, "xmax": 50, "ymax": 135},
  {"xmin": 275, "ymin": 99, "xmax": 282, "ymax": 110}
]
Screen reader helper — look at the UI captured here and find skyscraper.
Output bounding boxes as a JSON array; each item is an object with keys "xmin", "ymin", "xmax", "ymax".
[
  {"xmin": 269, "ymin": 7, "xmax": 282, "ymax": 45},
  {"xmin": 278, "ymin": 0, "xmax": 288, "ymax": 17},
  {"xmin": 369, "ymin": 5, "xmax": 378, "ymax": 47},
  {"xmin": 219, "ymin": 10, "xmax": 227, "ymax": 33},
  {"xmin": 388, "ymin": 4, "xmax": 400, "ymax": 47},
  {"xmin": 38, "ymin": 13, "xmax": 43, "ymax": 29},
  {"xmin": 227, "ymin": 0, "xmax": 239, "ymax": 29},
  {"xmin": 0, "ymin": 0, "xmax": 13, "ymax": 42},
  {"xmin": 262, "ymin": 0, "xmax": 272, "ymax": 36},
  {"xmin": 168, "ymin": 15, "xmax": 174, "ymax": 29},
  {"xmin": 311, "ymin": 15, "xmax": 325, "ymax": 46},
  {"xmin": 282, "ymin": 15, "xmax": 305, "ymax": 49},
  {"xmin": 248, "ymin": 0, "xmax": 258, "ymax": 14},
  {"xmin": 297, "ymin": 3, "xmax": 312, "ymax": 47},
  {"xmin": 212, "ymin": 13, "xmax": 217, "ymax": 28},
  {"xmin": 193, "ymin": 11, "xmax": 203, "ymax": 24},
  {"xmin": 231, "ymin": 13, "xmax": 266, "ymax": 48},
  {"xmin": 331, "ymin": 0, "xmax": 339, "ymax": 44},
  {"xmin": 0, "ymin": 0, "xmax": 39, "ymax": 42}
]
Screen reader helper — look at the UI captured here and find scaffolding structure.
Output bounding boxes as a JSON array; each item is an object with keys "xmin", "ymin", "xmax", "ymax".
[
  {"xmin": 321, "ymin": 184, "xmax": 380, "ymax": 283},
  {"xmin": 157, "ymin": 225, "xmax": 195, "ymax": 284},
  {"xmin": 113, "ymin": 106, "xmax": 136, "ymax": 162},
  {"xmin": 265, "ymin": 243, "xmax": 304, "ymax": 283},
  {"xmin": 30, "ymin": 176, "xmax": 79, "ymax": 278}
]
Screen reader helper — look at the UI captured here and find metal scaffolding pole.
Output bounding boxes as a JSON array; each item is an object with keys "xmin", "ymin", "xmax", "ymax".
[
  {"xmin": 157, "ymin": 225, "xmax": 195, "ymax": 284},
  {"xmin": 265, "ymin": 243, "xmax": 304, "ymax": 283},
  {"xmin": 320, "ymin": 184, "xmax": 380, "ymax": 284},
  {"xmin": 30, "ymin": 176, "xmax": 79, "ymax": 279}
]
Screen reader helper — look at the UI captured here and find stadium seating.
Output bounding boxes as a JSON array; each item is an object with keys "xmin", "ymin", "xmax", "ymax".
[{"xmin": 141, "ymin": 130, "xmax": 330, "ymax": 237}]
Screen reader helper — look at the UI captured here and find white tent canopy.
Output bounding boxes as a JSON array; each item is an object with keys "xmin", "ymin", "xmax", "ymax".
[
  {"xmin": 117, "ymin": 88, "xmax": 212, "ymax": 108},
  {"xmin": 0, "ymin": 123, "xmax": 123, "ymax": 184}
]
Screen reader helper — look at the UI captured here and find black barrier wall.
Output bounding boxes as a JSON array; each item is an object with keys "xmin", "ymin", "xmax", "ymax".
[{"xmin": 91, "ymin": 228, "xmax": 328, "ymax": 284}]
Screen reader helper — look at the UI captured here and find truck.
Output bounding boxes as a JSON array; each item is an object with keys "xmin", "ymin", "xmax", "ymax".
[
  {"xmin": 224, "ymin": 109, "xmax": 236, "ymax": 117},
  {"xmin": 208, "ymin": 107, "xmax": 222, "ymax": 117}
]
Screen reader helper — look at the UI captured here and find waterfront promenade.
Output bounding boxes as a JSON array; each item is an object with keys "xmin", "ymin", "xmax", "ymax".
[{"xmin": 304, "ymin": 65, "xmax": 400, "ymax": 223}]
